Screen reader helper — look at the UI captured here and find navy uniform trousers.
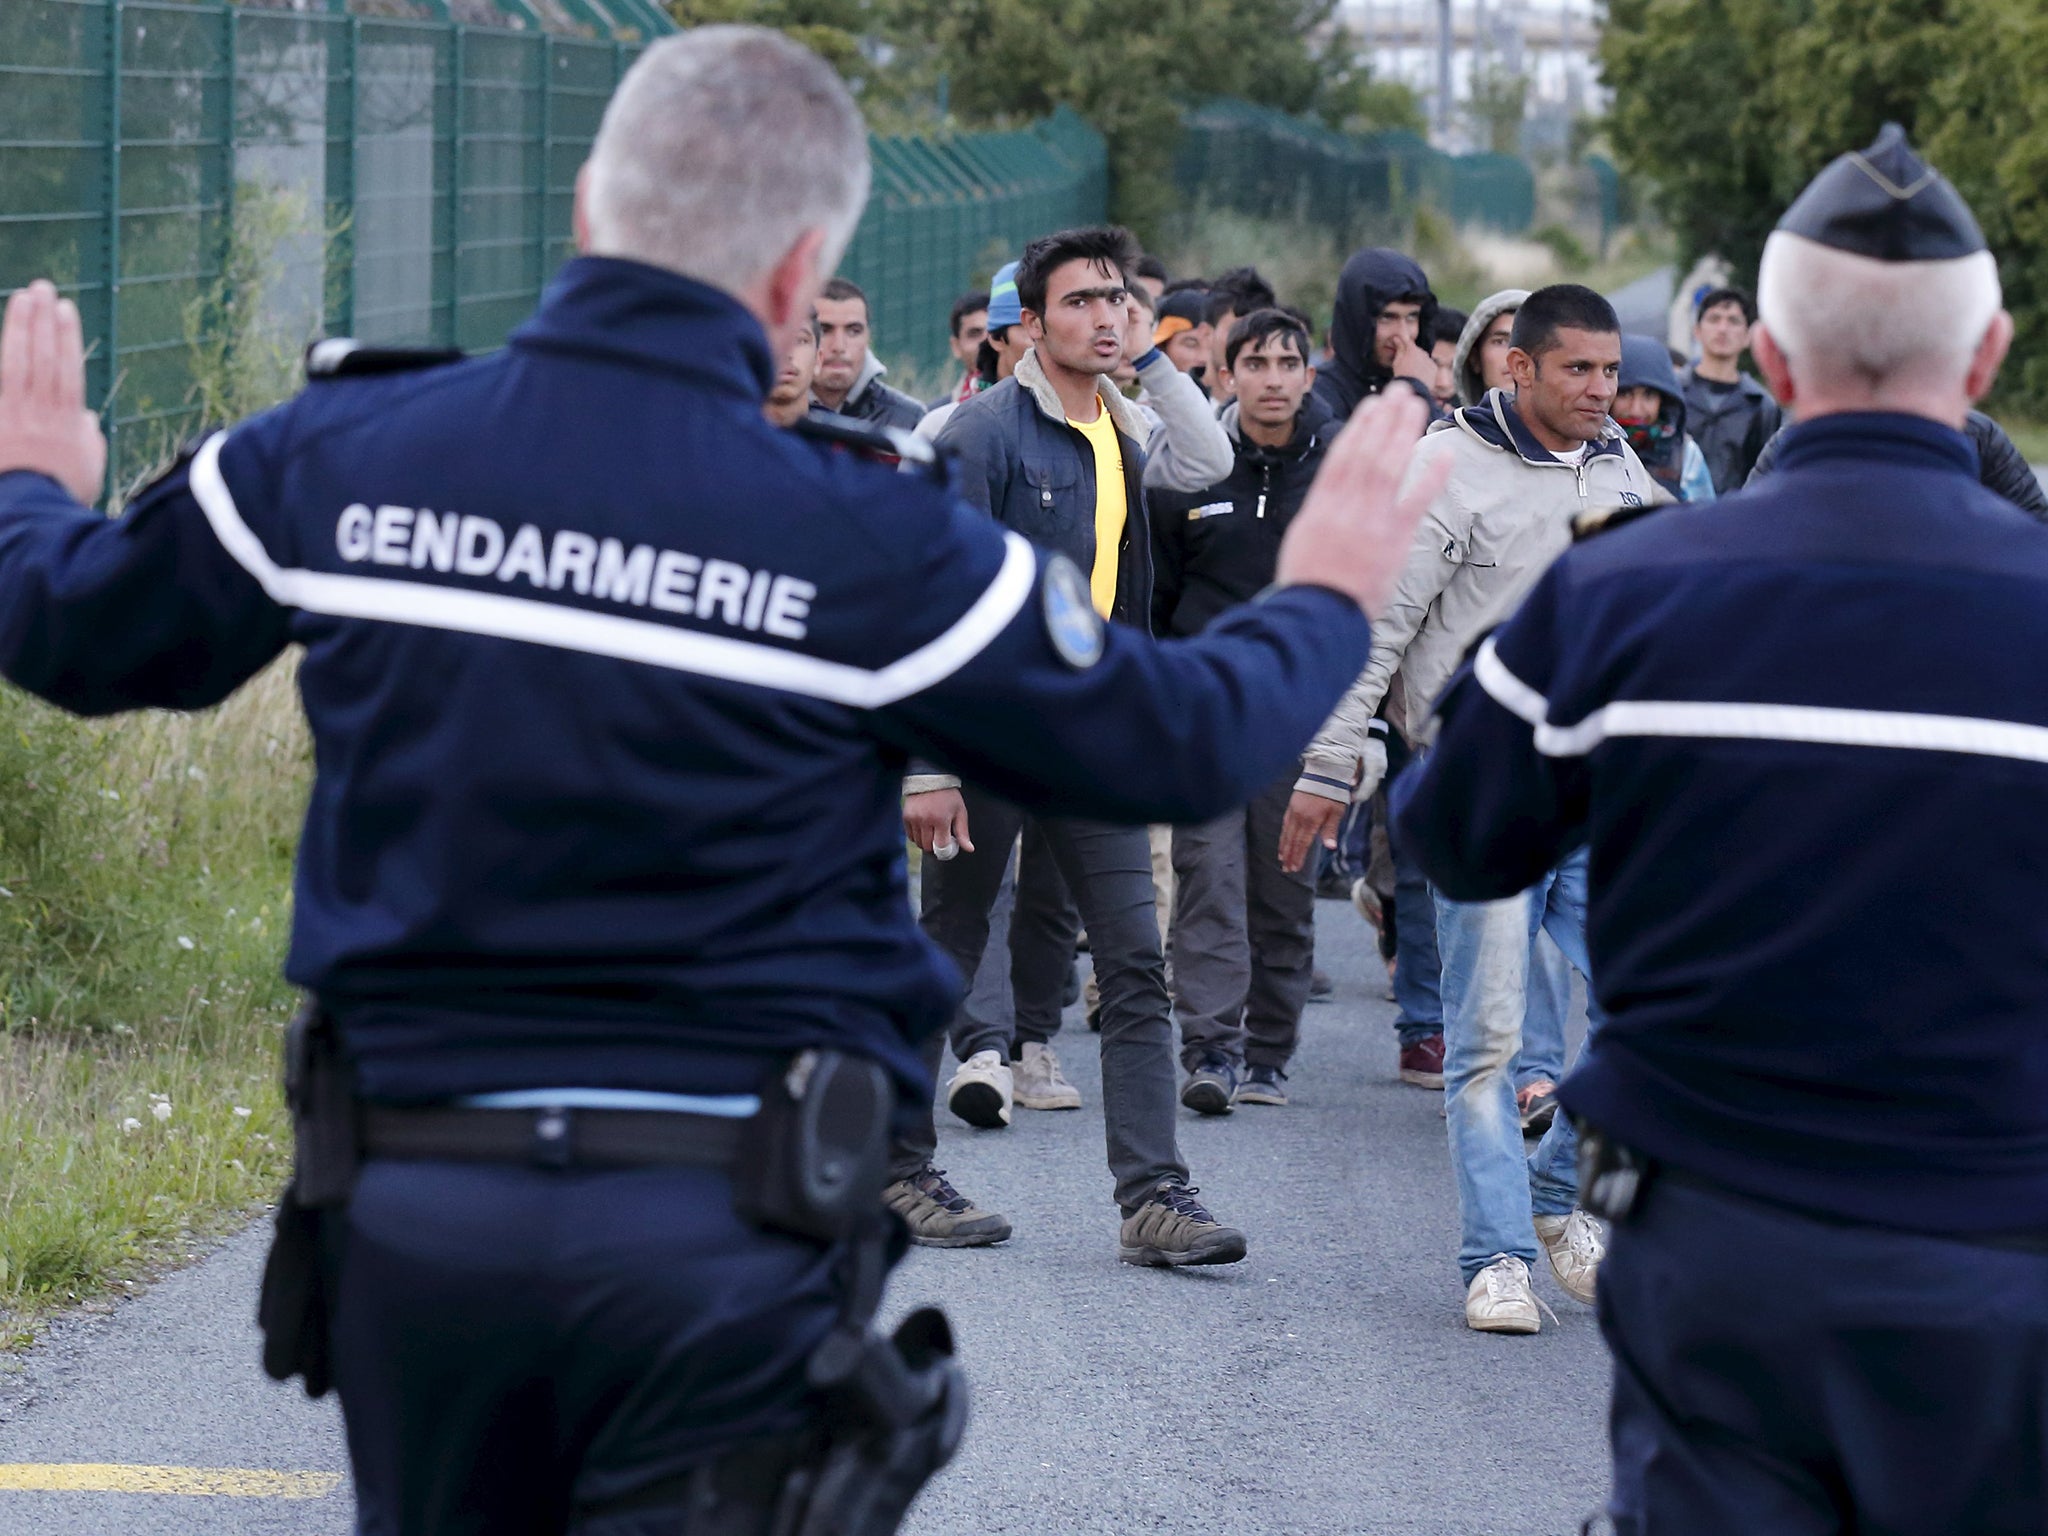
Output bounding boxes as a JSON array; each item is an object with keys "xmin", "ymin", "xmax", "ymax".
[
  {"xmin": 1600, "ymin": 1172, "xmax": 2048, "ymax": 1535},
  {"xmin": 323, "ymin": 1158, "xmax": 850, "ymax": 1535}
]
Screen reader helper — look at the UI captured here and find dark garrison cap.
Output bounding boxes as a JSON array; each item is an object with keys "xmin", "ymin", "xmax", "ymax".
[{"xmin": 1776, "ymin": 122, "xmax": 1986, "ymax": 262}]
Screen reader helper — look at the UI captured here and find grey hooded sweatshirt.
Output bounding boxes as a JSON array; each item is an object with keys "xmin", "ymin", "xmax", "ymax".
[{"xmin": 1450, "ymin": 288, "xmax": 1529, "ymax": 408}]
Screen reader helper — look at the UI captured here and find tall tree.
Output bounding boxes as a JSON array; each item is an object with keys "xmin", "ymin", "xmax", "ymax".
[
  {"xmin": 666, "ymin": 0, "xmax": 1382, "ymax": 237},
  {"xmin": 1600, "ymin": 0, "xmax": 2048, "ymax": 409}
]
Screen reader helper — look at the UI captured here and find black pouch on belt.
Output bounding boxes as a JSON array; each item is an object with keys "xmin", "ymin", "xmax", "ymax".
[
  {"xmin": 733, "ymin": 1049, "xmax": 891, "ymax": 1244},
  {"xmin": 257, "ymin": 1002, "xmax": 357, "ymax": 1397}
]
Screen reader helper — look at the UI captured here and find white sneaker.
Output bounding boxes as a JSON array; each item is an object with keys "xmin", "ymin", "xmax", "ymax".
[
  {"xmin": 1533, "ymin": 1210, "xmax": 1606, "ymax": 1305},
  {"xmin": 946, "ymin": 1049, "xmax": 1013, "ymax": 1129},
  {"xmin": 1465, "ymin": 1254, "xmax": 1551, "ymax": 1334},
  {"xmin": 1012, "ymin": 1040, "xmax": 1082, "ymax": 1111}
]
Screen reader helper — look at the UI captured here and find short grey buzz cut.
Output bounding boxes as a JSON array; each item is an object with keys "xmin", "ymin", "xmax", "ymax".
[
  {"xmin": 582, "ymin": 27, "xmax": 871, "ymax": 298},
  {"xmin": 1758, "ymin": 233, "xmax": 2001, "ymax": 394}
]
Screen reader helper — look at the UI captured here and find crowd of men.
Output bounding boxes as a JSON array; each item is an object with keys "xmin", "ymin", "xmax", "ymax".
[
  {"xmin": 4, "ymin": 16, "xmax": 2041, "ymax": 1524},
  {"xmin": 755, "ymin": 215, "xmax": 1976, "ymax": 1329},
  {"xmin": 775, "ymin": 187, "xmax": 2048, "ymax": 1332}
]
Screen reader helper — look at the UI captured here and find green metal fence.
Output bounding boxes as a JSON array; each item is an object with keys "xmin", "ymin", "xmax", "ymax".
[
  {"xmin": 0, "ymin": 2, "xmax": 1108, "ymax": 482},
  {"xmin": 0, "ymin": 0, "xmax": 677, "ymax": 484},
  {"xmin": 1174, "ymin": 99, "xmax": 1540, "ymax": 243},
  {"xmin": 840, "ymin": 107, "xmax": 1107, "ymax": 387}
]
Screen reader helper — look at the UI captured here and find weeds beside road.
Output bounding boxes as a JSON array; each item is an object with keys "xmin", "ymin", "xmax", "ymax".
[{"xmin": 0, "ymin": 662, "xmax": 306, "ymax": 1336}]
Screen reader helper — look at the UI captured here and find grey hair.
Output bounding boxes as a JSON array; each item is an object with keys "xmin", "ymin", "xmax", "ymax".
[
  {"xmin": 1758, "ymin": 232, "xmax": 2001, "ymax": 393},
  {"xmin": 583, "ymin": 27, "xmax": 871, "ymax": 297}
]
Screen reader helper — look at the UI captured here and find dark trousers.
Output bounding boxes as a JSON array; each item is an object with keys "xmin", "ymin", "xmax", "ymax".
[
  {"xmin": 1601, "ymin": 1171, "xmax": 2048, "ymax": 1535},
  {"xmin": 1167, "ymin": 771, "xmax": 1317, "ymax": 1072},
  {"xmin": 951, "ymin": 824, "xmax": 1080, "ymax": 1056},
  {"xmin": 326, "ymin": 1159, "xmax": 850, "ymax": 1535},
  {"xmin": 893, "ymin": 781, "xmax": 1186, "ymax": 1214},
  {"xmin": 1388, "ymin": 779, "xmax": 1442, "ymax": 1048},
  {"xmin": 956, "ymin": 847, "xmax": 1018, "ymax": 1051}
]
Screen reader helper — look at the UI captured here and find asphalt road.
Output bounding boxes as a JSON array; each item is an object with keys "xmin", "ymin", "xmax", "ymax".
[{"xmin": 0, "ymin": 901, "xmax": 1607, "ymax": 1535}]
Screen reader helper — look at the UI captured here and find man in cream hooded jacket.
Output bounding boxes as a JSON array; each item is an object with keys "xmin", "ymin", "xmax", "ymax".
[{"xmin": 1299, "ymin": 285, "xmax": 1658, "ymax": 1335}]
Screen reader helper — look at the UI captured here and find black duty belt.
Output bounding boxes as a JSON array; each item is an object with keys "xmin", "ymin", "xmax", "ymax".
[{"xmin": 359, "ymin": 1102, "xmax": 746, "ymax": 1171}]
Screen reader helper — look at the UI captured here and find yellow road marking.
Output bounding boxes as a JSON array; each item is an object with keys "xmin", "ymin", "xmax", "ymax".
[{"xmin": 0, "ymin": 1464, "xmax": 341, "ymax": 1498}]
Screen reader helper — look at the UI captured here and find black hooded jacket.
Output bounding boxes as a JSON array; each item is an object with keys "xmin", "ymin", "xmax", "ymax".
[
  {"xmin": 1617, "ymin": 333, "xmax": 1692, "ymax": 499},
  {"xmin": 1312, "ymin": 249, "xmax": 1437, "ymax": 422},
  {"xmin": 1152, "ymin": 394, "xmax": 1335, "ymax": 638}
]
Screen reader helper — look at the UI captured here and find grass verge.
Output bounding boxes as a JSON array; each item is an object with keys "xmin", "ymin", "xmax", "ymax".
[{"xmin": 0, "ymin": 661, "xmax": 307, "ymax": 1340}]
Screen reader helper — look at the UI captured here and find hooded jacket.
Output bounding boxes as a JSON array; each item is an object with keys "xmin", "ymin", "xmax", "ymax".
[
  {"xmin": 1312, "ymin": 248, "xmax": 1438, "ymax": 422},
  {"xmin": 1678, "ymin": 363, "xmax": 1781, "ymax": 493},
  {"xmin": 1300, "ymin": 388, "xmax": 1659, "ymax": 784},
  {"xmin": 1151, "ymin": 393, "xmax": 1335, "ymax": 639},
  {"xmin": 816, "ymin": 349, "xmax": 926, "ymax": 433},
  {"xmin": 1617, "ymin": 334, "xmax": 1715, "ymax": 504},
  {"xmin": 1747, "ymin": 410, "xmax": 2048, "ymax": 522},
  {"xmin": 1451, "ymin": 288, "xmax": 1528, "ymax": 408}
]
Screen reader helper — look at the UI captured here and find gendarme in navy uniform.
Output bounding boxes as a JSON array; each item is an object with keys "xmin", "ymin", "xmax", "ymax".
[
  {"xmin": 1396, "ymin": 127, "xmax": 2048, "ymax": 1534},
  {"xmin": 0, "ymin": 27, "xmax": 1428, "ymax": 1536}
]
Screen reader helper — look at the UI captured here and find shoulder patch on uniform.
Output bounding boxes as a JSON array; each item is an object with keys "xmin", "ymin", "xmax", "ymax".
[
  {"xmin": 1041, "ymin": 555, "xmax": 1105, "ymax": 670},
  {"xmin": 305, "ymin": 338, "xmax": 465, "ymax": 381},
  {"xmin": 1572, "ymin": 501, "xmax": 1665, "ymax": 543}
]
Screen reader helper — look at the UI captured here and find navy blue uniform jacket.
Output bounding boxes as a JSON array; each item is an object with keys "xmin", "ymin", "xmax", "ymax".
[
  {"xmin": 0, "ymin": 258, "xmax": 1371, "ymax": 1108},
  {"xmin": 1398, "ymin": 413, "xmax": 2048, "ymax": 1235}
]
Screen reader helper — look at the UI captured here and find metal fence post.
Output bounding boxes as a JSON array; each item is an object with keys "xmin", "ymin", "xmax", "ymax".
[
  {"xmin": 446, "ymin": 25, "xmax": 464, "ymax": 348},
  {"xmin": 335, "ymin": 14, "xmax": 359, "ymax": 337},
  {"xmin": 102, "ymin": 0, "xmax": 123, "ymax": 487},
  {"xmin": 218, "ymin": 0, "xmax": 238, "ymax": 382},
  {"xmin": 536, "ymin": 35, "xmax": 550, "ymax": 317}
]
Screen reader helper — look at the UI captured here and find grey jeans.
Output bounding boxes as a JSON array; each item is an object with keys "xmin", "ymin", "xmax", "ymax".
[
  {"xmin": 891, "ymin": 782, "xmax": 1186, "ymax": 1214},
  {"xmin": 1168, "ymin": 771, "xmax": 1317, "ymax": 1072}
]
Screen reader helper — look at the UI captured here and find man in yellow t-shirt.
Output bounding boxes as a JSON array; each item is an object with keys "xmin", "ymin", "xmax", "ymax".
[
  {"xmin": 1067, "ymin": 406, "xmax": 1125, "ymax": 618},
  {"xmin": 895, "ymin": 226, "xmax": 1252, "ymax": 1271}
]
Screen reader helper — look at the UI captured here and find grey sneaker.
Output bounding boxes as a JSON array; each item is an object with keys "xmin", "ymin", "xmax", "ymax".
[
  {"xmin": 884, "ymin": 1166, "xmax": 1011, "ymax": 1248},
  {"xmin": 1012, "ymin": 1040, "xmax": 1081, "ymax": 1111},
  {"xmin": 1534, "ymin": 1210, "xmax": 1605, "ymax": 1305},
  {"xmin": 1180, "ymin": 1052, "xmax": 1239, "ymax": 1115},
  {"xmin": 1118, "ymin": 1181, "xmax": 1247, "ymax": 1267},
  {"xmin": 1235, "ymin": 1064, "xmax": 1289, "ymax": 1106}
]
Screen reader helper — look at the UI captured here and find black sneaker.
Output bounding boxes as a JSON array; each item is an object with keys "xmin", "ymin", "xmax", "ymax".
[
  {"xmin": 1180, "ymin": 1053, "xmax": 1239, "ymax": 1115},
  {"xmin": 1308, "ymin": 969, "xmax": 1333, "ymax": 1002},
  {"xmin": 1236, "ymin": 1064, "xmax": 1289, "ymax": 1106},
  {"xmin": 1119, "ymin": 1181, "xmax": 1248, "ymax": 1266}
]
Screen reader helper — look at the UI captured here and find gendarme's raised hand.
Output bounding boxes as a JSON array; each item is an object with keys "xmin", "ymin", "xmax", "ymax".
[{"xmin": 0, "ymin": 280, "xmax": 106, "ymax": 506}]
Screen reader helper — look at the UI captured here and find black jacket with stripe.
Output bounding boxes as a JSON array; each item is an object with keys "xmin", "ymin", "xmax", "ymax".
[{"xmin": 1150, "ymin": 395, "xmax": 1333, "ymax": 640}]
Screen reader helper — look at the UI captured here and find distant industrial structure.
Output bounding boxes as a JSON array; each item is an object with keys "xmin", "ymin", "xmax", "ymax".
[{"xmin": 1333, "ymin": 0, "xmax": 1603, "ymax": 156}]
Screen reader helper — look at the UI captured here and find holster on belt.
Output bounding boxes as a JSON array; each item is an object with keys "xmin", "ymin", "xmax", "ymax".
[{"xmin": 256, "ymin": 1000, "xmax": 356, "ymax": 1398}]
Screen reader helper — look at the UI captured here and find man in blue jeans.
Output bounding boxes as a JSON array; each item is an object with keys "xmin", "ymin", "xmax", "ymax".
[
  {"xmin": 1432, "ymin": 850, "xmax": 1602, "ymax": 1331},
  {"xmin": 1321, "ymin": 283, "xmax": 1658, "ymax": 1332}
]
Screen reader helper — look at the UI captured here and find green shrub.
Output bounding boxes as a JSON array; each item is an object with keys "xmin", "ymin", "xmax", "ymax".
[{"xmin": 0, "ymin": 666, "xmax": 307, "ymax": 1321}]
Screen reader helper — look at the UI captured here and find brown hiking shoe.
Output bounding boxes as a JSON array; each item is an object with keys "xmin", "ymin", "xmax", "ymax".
[
  {"xmin": 1118, "ymin": 1181, "xmax": 1247, "ymax": 1267},
  {"xmin": 884, "ymin": 1166, "xmax": 1011, "ymax": 1248}
]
